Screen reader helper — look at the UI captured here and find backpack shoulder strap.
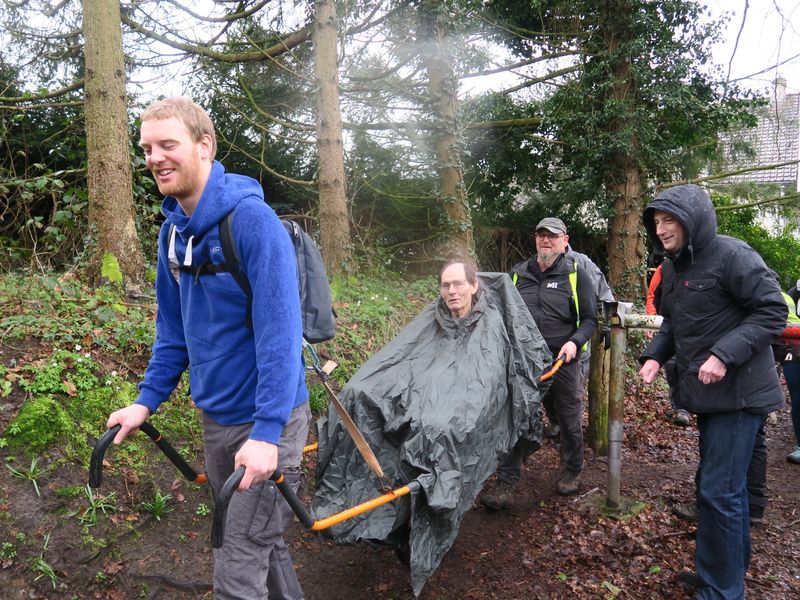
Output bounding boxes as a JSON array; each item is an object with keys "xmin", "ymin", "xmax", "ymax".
[
  {"xmin": 568, "ymin": 259, "xmax": 580, "ymax": 324},
  {"xmin": 169, "ymin": 212, "xmax": 254, "ymax": 328},
  {"xmin": 218, "ymin": 211, "xmax": 254, "ymax": 328}
]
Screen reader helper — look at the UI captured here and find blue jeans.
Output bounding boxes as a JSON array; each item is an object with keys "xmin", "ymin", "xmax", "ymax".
[
  {"xmin": 695, "ymin": 410, "xmax": 763, "ymax": 600},
  {"xmin": 783, "ymin": 361, "xmax": 800, "ymax": 445}
]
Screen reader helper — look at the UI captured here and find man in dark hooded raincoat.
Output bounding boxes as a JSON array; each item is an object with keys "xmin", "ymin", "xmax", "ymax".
[
  {"xmin": 312, "ymin": 264, "xmax": 551, "ymax": 595},
  {"xmin": 638, "ymin": 184, "xmax": 786, "ymax": 599}
]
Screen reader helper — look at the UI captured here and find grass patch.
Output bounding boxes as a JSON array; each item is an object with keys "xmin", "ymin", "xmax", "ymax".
[{"xmin": 0, "ymin": 273, "xmax": 154, "ymax": 355}]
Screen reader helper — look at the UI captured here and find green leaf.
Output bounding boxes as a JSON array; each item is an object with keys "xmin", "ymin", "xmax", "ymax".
[{"xmin": 601, "ymin": 580, "xmax": 622, "ymax": 597}]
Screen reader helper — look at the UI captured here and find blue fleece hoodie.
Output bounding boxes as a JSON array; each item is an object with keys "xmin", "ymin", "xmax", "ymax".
[{"xmin": 136, "ymin": 161, "xmax": 307, "ymax": 444}]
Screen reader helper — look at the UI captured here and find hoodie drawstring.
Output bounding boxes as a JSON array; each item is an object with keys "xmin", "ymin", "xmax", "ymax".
[
  {"xmin": 183, "ymin": 236, "xmax": 195, "ymax": 268},
  {"xmin": 170, "ymin": 228, "xmax": 201, "ymax": 284}
]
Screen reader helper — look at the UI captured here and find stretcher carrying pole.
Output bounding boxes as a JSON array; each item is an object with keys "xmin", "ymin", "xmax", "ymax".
[
  {"xmin": 89, "ymin": 422, "xmax": 206, "ymax": 488},
  {"xmin": 540, "ymin": 356, "xmax": 564, "ymax": 382},
  {"xmin": 90, "ymin": 358, "xmax": 563, "ymax": 549},
  {"xmin": 210, "ymin": 466, "xmax": 421, "ymax": 547},
  {"xmin": 88, "ymin": 422, "xmax": 418, "ymax": 548}
]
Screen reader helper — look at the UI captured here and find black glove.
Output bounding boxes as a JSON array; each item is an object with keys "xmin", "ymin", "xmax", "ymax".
[{"xmin": 602, "ymin": 326, "xmax": 611, "ymax": 350}]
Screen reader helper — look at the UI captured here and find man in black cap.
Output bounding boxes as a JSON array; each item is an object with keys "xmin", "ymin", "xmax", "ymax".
[{"xmin": 482, "ymin": 217, "xmax": 598, "ymax": 508}]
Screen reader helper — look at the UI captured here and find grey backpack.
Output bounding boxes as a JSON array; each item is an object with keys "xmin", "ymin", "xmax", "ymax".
[{"xmin": 169, "ymin": 210, "xmax": 336, "ymax": 343}]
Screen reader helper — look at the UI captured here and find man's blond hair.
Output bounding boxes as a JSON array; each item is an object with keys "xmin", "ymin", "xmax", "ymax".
[{"xmin": 140, "ymin": 97, "xmax": 217, "ymax": 159}]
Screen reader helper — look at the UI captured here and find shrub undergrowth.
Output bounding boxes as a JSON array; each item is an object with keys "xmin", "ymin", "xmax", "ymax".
[
  {"xmin": 320, "ymin": 270, "xmax": 436, "ymax": 385},
  {"xmin": 0, "ymin": 269, "xmax": 438, "ymax": 472}
]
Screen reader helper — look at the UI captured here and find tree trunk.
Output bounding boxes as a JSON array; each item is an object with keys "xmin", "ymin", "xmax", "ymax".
[
  {"xmin": 603, "ymin": 0, "xmax": 646, "ymax": 300},
  {"xmin": 419, "ymin": 3, "xmax": 474, "ymax": 261},
  {"xmin": 607, "ymin": 156, "xmax": 646, "ymax": 299},
  {"xmin": 312, "ymin": 0, "xmax": 351, "ymax": 275},
  {"xmin": 82, "ymin": 0, "xmax": 145, "ymax": 293}
]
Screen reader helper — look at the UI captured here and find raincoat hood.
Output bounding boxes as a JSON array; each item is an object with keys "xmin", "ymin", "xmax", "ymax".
[
  {"xmin": 434, "ymin": 287, "xmax": 484, "ymax": 331},
  {"xmin": 643, "ymin": 184, "xmax": 717, "ymax": 261}
]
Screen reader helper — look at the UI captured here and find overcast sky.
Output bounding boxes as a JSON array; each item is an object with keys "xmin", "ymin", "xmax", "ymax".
[
  {"xmin": 705, "ymin": 0, "xmax": 800, "ymax": 96},
  {"xmin": 136, "ymin": 2, "xmax": 800, "ymax": 101}
]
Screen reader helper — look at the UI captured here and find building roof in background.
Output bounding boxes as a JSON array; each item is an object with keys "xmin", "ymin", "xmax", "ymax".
[{"xmin": 718, "ymin": 78, "xmax": 799, "ymax": 189}]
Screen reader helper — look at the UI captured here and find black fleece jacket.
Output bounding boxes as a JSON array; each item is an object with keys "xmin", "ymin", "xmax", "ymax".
[{"xmin": 511, "ymin": 253, "xmax": 598, "ymax": 355}]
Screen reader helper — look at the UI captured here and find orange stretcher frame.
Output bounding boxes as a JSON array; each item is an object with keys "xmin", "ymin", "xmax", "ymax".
[{"xmin": 89, "ymin": 357, "xmax": 563, "ymax": 548}]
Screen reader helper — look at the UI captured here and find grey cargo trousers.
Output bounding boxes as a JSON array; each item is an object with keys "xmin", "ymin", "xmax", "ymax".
[{"xmin": 203, "ymin": 401, "xmax": 310, "ymax": 600}]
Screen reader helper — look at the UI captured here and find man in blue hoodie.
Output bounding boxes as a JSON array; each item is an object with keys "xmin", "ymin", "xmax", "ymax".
[{"xmin": 106, "ymin": 97, "xmax": 309, "ymax": 600}]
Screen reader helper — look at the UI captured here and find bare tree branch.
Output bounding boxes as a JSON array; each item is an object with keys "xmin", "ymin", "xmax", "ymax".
[
  {"xmin": 342, "ymin": 117, "xmax": 543, "ymax": 131},
  {"xmin": 726, "ymin": 0, "xmax": 749, "ymax": 83},
  {"xmin": 475, "ymin": 11, "xmax": 583, "ymax": 42},
  {"xmin": 349, "ymin": 54, "xmax": 417, "ymax": 82},
  {"xmin": 216, "ymin": 130, "xmax": 315, "ymax": 187},
  {"xmin": 121, "ymin": 14, "xmax": 312, "ymax": 62},
  {"xmin": 236, "ymin": 79, "xmax": 315, "ymax": 132},
  {"xmin": 715, "ymin": 191, "xmax": 800, "ymax": 212},
  {"xmin": 660, "ymin": 159, "xmax": 800, "ymax": 188},
  {"xmin": 465, "ymin": 117, "xmax": 543, "ymax": 130},
  {"xmin": 0, "ymin": 80, "xmax": 84, "ymax": 103},
  {"xmin": 499, "ymin": 64, "xmax": 580, "ymax": 95},
  {"xmin": 346, "ymin": 0, "xmax": 410, "ymax": 36},
  {"xmin": 158, "ymin": 0, "xmax": 273, "ymax": 23},
  {"xmin": 460, "ymin": 49, "xmax": 579, "ymax": 79}
]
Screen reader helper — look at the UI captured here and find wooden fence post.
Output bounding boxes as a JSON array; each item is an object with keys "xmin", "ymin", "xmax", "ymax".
[{"xmin": 587, "ymin": 328, "xmax": 610, "ymax": 455}]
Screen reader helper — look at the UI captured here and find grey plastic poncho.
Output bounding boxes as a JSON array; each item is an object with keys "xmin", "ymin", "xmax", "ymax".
[{"xmin": 312, "ymin": 272, "xmax": 552, "ymax": 595}]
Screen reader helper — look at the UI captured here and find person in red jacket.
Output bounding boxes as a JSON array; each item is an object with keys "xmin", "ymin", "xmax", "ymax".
[{"xmin": 645, "ymin": 263, "xmax": 691, "ymax": 426}]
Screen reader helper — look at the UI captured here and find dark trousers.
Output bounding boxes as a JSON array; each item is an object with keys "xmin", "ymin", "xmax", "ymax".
[
  {"xmin": 497, "ymin": 358, "xmax": 584, "ymax": 485},
  {"xmin": 783, "ymin": 360, "xmax": 800, "ymax": 445},
  {"xmin": 695, "ymin": 410, "xmax": 763, "ymax": 600},
  {"xmin": 746, "ymin": 419, "xmax": 767, "ymax": 518}
]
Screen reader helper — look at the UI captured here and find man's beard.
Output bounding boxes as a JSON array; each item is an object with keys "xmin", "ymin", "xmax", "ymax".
[
  {"xmin": 537, "ymin": 249, "xmax": 560, "ymax": 269},
  {"xmin": 153, "ymin": 148, "xmax": 203, "ymax": 201}
]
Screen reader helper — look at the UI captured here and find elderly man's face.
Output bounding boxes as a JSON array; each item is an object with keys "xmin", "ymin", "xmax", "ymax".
[
  {"xmin": 440, "ymin": 263, "xmax": 479, "ymax": 319},
  {"xmin": 535, "ymin": 229, "xmax": 569, "ymax": 267},
  {"xmin": 653, "ymin": 209, "xmax": 686, "ymax": 253}
]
